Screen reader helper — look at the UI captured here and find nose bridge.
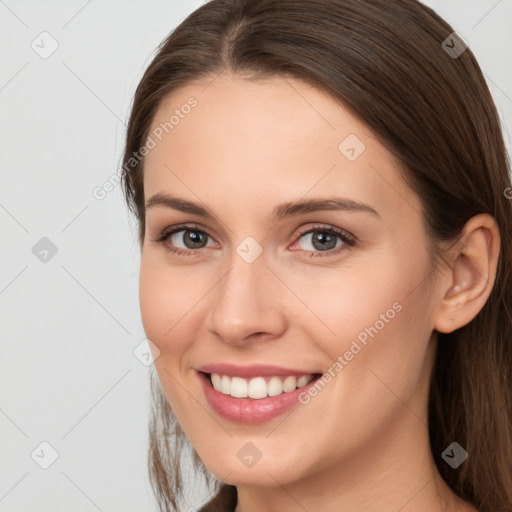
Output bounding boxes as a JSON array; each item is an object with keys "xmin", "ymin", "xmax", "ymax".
[{"xmin": 208, "ymin": 242, "xmax": 285, "ymax": 343}]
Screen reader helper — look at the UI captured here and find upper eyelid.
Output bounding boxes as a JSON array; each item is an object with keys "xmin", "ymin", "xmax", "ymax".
[{"xmin": 159, "ymin": 223, "xmax": 348, "ymax": 236}]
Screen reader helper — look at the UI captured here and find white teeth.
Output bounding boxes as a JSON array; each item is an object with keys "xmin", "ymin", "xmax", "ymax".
[
  {"xmin": 282, "ymin": 376, "xmax": 297, "ymax": 392},
  {"xmin": 221, "ymin": 375, "xmax": 231, "ymax": 395},
  {"xmin": 267, "ymin": 376, "xmax": 283, "ymax": 397},
  {"xmin": 210, "ymin": 373, "xmax": 315, "ymax": 399},
  {"xmin": 297, "ymin": 375, "xmax": 310, "ymax": 388},
  {"xmin": 230, "ymin": 377, "xmax": 247, "ymax": 398},
  {"xmin": 211, "ymin": 373, "xmax": 221, "ymax": 390},
  {"xmin": 248, "ymin": 377, "xmax": 267, "ymax": 399}
]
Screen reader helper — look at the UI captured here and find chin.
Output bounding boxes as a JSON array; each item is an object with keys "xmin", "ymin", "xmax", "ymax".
[{"xmin": 197, "ymin": 446, "xmax": 307, "ymax": 488}]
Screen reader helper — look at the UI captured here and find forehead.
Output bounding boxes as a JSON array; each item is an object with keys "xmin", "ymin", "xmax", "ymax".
[{"xmin": 143, "ymin": 73, "xmax": 421, "ymax": 223}]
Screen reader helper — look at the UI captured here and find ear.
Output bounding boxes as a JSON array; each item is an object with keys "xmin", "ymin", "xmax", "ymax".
[{"xmin": 434, "ymin": 213, "xmax": 500, "ymax": 334}]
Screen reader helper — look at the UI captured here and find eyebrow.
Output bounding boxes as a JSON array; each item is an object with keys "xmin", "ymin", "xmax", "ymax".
[{"xmin": 145, "ymin": 193, "xmax": 380, "ymax": 220}]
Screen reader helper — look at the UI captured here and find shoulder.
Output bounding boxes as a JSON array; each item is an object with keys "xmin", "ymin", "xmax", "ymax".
[{"xmin": 198, "ymin": 484, "xmax": 238, "ymax": 512}]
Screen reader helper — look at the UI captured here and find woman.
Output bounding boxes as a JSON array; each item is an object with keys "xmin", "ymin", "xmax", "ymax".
[{"xmin": 121, "ymin": 0, "xmax": 512, "ymax": 510}]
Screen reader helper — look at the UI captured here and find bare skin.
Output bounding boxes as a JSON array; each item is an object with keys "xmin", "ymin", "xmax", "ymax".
[{"xmin": 139, "ymin": 72, "xmax": 499, "ymax": 512}]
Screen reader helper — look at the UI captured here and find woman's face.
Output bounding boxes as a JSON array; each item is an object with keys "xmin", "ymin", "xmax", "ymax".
[{"xmin": 140, "ymin": 73, "xmax": 442, "ymax": 488}]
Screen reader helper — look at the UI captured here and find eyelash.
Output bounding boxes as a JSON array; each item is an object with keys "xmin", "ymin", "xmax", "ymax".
[{"xmin": 151, "ymin": 222, "xmax": 357, "ymax": 258}]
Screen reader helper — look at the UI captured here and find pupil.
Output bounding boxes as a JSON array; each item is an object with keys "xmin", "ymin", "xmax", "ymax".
[
  {"xmin": 184, "ymin": 230, "xmax": 206, "ymax": 248},
  {"xmin": 313, "ymin": 231, "xmax": 336, "ymax": 251}
]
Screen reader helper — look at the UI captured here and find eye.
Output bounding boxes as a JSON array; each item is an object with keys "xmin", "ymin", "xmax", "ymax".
[
  {"xmin": 152, "ymin": 222, "xmax": 356, "ymax": 258},
  {"xmin": 152, "ymin": 223, "xmax": 216, "ymax": 256},
  {"xmin": 290, "ymin": 224, "xmax": 356, "ymax": 257}
]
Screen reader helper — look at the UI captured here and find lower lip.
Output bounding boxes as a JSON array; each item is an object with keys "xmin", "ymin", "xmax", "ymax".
[{"xmin": 198, "ymin": 371, "xmax": 320, "ymax": 424}]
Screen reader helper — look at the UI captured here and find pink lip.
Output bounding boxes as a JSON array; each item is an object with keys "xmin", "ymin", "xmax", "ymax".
[
  {"xmin": 197, "ymin": 363, "xmax": 319, "ymax": 378},
  {"xmin": 197, "ymin": 371, "xmax": 321, "ymax": 424}
]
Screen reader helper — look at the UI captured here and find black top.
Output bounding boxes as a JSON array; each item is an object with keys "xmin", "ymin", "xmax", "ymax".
[{"xmin": 198, "ymin": 484, "xmax": 238, "ymax": 512}]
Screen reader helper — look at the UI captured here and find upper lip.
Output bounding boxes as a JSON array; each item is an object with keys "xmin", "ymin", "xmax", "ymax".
[{"xmin": 197, "ymin": 363, "xmax": 321, "ymax": 378}]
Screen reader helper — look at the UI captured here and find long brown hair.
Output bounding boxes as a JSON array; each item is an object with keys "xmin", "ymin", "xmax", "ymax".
[{"xmin": 121, "ymin": 1, "xmax": 512, "ymax": 510}]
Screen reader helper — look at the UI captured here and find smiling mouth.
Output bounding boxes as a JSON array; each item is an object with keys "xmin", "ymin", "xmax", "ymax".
[{"xmin": 201, "ymin": 371, "xmax": 323, "ymax": 400}]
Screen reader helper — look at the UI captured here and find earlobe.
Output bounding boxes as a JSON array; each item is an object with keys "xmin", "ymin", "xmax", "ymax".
[{"xmin": 434, "ymin": 214, "xmax": 500, "ymax": 334}]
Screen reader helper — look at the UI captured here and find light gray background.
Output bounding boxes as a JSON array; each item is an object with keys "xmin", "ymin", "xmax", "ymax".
[{"xmin": 1, "ymin": 1, "xmax": 511, "ymax": 511}]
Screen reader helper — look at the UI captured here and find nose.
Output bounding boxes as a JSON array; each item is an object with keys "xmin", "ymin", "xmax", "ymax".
[{"xmin": 207, "ymin": 249, "xmax": 287, "ymax": 346}]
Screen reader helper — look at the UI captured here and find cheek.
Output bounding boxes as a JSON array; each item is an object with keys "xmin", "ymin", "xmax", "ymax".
[
  {"xmin": 285, "ymin": 259, "xmax": 412, "ymax": 350},
  {"xmin": 305, "ymin": 234, "xmax": 433, "ymax": 344},
  {"xmin": 318, "ymin": 262, "xmax": 436, "ymax": 429},
  {"xmin": 294, "ymin": 248, "xmax": 435, "ymax": 398},
  {"xmin": 139, "ymin": 263, "xmax": 168, "ymax": 346},
  {"xmin": 139, "ymin": 259, "xmax": 203, "ymax": 418},
  {"xmin": 138, "ymin": 255, "xmax": 223, "ymax": 395},
  {"xmin": 138, "ymin": 258, "xmax": 196, "ymax": 357}
]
